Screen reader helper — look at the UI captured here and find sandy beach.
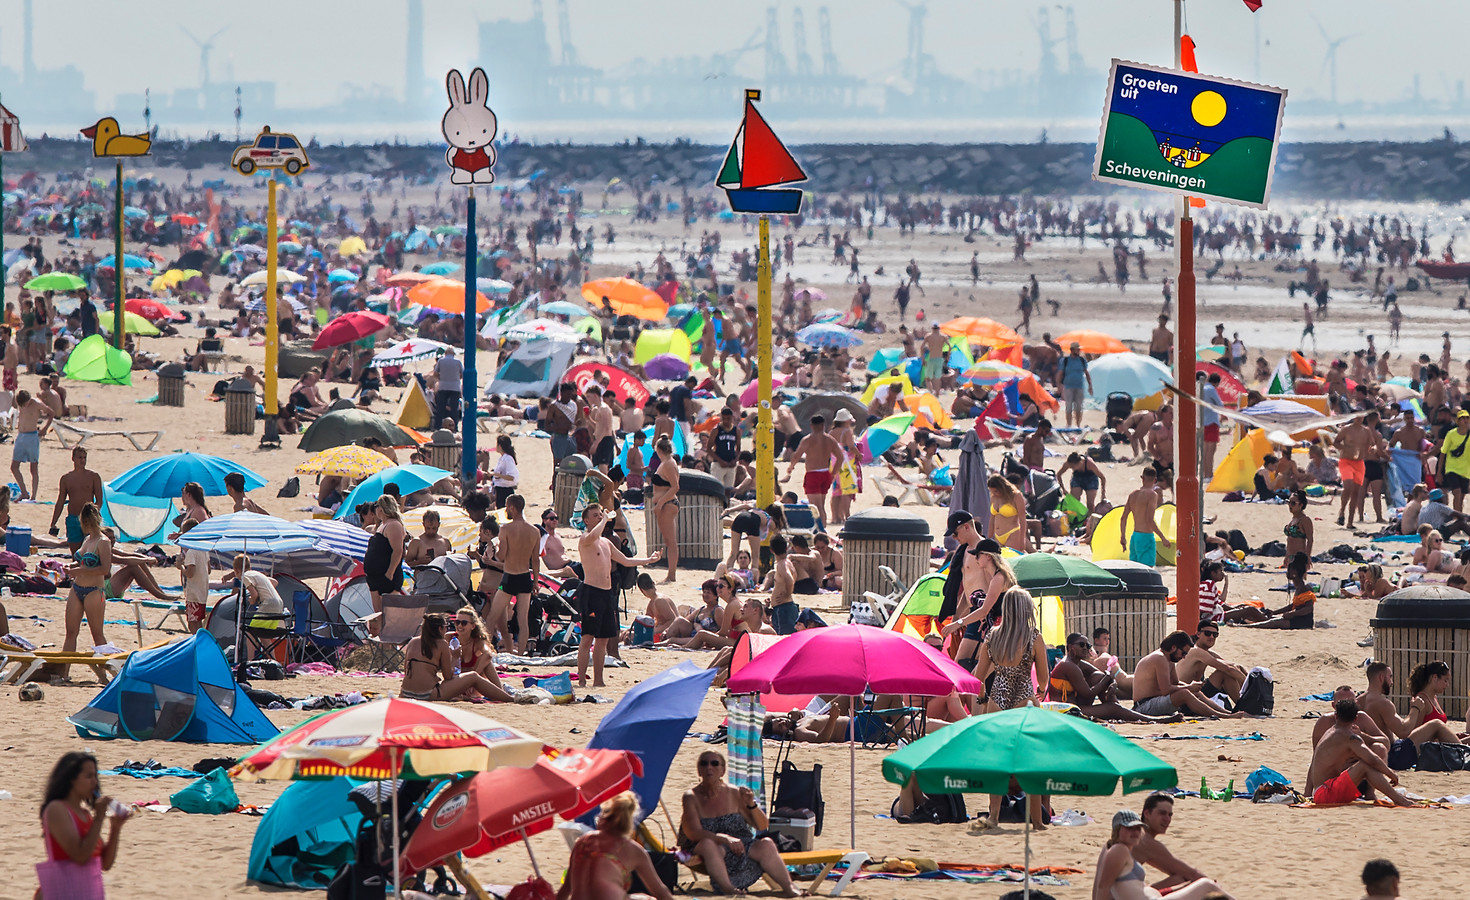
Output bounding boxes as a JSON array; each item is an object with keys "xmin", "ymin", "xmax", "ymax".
[{"xmin": 0, "ymin": 166, "xmax": 1466, "ymax": 900}]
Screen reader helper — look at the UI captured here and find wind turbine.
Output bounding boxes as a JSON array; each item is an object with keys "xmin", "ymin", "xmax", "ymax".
[
  {"xmin": 180, "ymin": 26, "xmax": 229, "ymax": 89},
  {"xmin": 1312, "ymin": 15, "xmax": 1356, "ymax": 109}
]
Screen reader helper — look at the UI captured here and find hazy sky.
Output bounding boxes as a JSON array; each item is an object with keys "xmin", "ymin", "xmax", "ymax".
[{"xmin": 6, "ymin": 0, "xmax": 1459, "ymax": 116}]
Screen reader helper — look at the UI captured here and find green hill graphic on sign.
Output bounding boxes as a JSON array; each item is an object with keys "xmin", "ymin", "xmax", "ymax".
[{"xmin": 1098, "ymin": 112, "xmax": 1275, "ymax": 206}]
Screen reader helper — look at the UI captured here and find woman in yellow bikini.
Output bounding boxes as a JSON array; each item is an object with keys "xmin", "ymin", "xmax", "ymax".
[{"xmin": 986, "ymin": 474, "xmax": 1028, "ymax": 552}]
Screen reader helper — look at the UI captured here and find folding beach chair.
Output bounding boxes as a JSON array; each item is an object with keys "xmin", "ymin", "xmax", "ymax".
[
  {"xmin": 291, "ymin": 589, "xmax": 352, "ymax": 667},
  {"xmin": 853, "ymin": 699, "xmax": 927, "ymax": 750},
  {"xmin": 783, "ymin": 502, "xmax": 821, "ymax": 536},
  {"xmin": 356, "ymin": 594, "xmax": 428, "ymax": 673}
]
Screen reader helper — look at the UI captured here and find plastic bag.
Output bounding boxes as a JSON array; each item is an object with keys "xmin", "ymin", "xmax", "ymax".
[
  {"xmin": 1243, "ymin": 765, "xmax": 1290, "ymax": 795},
  {"xmin": 169, "ymin": 767, "xmax": 240, "ymax": 814}
]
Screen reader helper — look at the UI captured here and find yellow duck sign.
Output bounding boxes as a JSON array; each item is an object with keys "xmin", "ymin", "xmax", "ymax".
[{"xmin": 80, "ymin": 117, "xmax": 151, "ymax": 158}]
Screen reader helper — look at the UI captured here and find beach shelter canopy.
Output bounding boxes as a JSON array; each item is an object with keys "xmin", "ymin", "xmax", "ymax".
[
  {"xmin": 1056, "ymin": 329, "xmax": 1129, "ymax": 355},
  {"xmin": 941, "ymin": 316, "xmax": 1022, "ymax": 346},
  {"xmin": 584, "ymin": 661, "xmax": 717, "ymax": 824},
  {"xmin": 633, "ymin": 328, "xmax": 692, "ymax": 364},
  {"xmin": 884, "ymin": 573, "xmax": 948, "ymax": 640},
  {"xmin": 101, "ymin": 489, "xmax": 177, "ymax": 545},
  {"xmin": 901, "ymin": 392, "xmax": 953, "ymax": 429},
  {"xmin": 1086, "ymin": 353, "xmax": 1173, "ymax": 405},
  {"xmin": 298, "ymin": 409, "xmax": 423, "ymax": 451},
  {"xmin": 108, "ymin": 452, "xmax": 267, "ymax": 499},
  {"xmin": 1089, "ymin": 502, "xmax": 1178, "ymax": 566},
  {"xmin": 68, "ymin": 632, "xmax": 278, "ymax": 744},
  {"xmin": 859, "ymin": 372, "xmax": 916, "ymax": 406},
  {"xmin": 1207, "ymin": 429, "xmax": 1272, "ymax": 493},
  {"xmin": 248, "ymin": 777, "xmax": 363, "ymax": 889},
  {"xmin": 393, "ymin": 378, "xmax": 435, "ymax": 430},
  {"xmin": 582, "ymin": 277, "xmax": 668, "ymax": 320},
  {"xmin": 63, "ymin": 334, "xmax": 132, "ymax": 385},
  {"xmin": 488, "ymin": 337, "xmax": 577, "ymax": 398}
]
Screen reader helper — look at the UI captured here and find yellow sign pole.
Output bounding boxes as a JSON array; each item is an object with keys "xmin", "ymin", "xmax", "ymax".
[
  {"xmin": 756, "ymin": 215, "xmax": 774, "ymax": 507},
  {"xmin": 263, "ymin": 178, "xmax": 279, "ymax": 415}
]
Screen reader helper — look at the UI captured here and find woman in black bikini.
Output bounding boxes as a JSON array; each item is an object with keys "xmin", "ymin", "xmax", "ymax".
[
  {"xmin": 722, "ymin": 501, "xmax": 785, "ymax": 569},
  {"xmin": 650, "ymin": 437, "xmax": 680, "ymax": 583},
  {"xmin": 364, "ymin": 495, "xmax": 407, "ymax": 636},
  {"xmin": 1283, "ymin": 489, "xmax": 1313, "ymax": 561},
  {"xmin": 398, "ymin": 613, "xmax": 513, "ymax": 702},
  {"xmin": 61, "ymin": 503, "xmax": 112, "ymax": 678}
]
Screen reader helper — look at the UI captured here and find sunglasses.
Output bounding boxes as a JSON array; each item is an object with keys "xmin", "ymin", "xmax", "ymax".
[
  {"xmin": 1199, "ymin": 630, "xmax": 1220, "ymax": 637},
  {"xmin": 697, "ymin": 759, "xmax": 724, "ymax": 768},
  {"xmin": 455, "ymin": 621, "xmax": 473, "ymax": 628}
]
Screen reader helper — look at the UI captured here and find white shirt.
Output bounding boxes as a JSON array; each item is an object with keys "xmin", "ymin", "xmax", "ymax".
[
  {"xmin": 242, "ymin": 570, "xmax": 284, "ymax": 616},
  {"xmin": 182, "ymin": 549, "xmax": 211, "ymax": 607},
  {"xmin": 492, "ymin": 453, "xmax": 519, "ymax": 488}
]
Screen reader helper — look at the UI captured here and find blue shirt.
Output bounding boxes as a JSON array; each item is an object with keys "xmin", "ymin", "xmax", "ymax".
[
  {"xmin": 1059, "ymin": 355, "xmax": 1088, "ymax": 390},
  {"xmin": 1200, "ymin": 383, "xmax": 1222, "ymax": 428}
]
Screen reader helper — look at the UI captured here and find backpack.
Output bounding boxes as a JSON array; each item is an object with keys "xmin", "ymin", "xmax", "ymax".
[
  {"xmin": 277, "ymin": 476, "xmax": 300, "ymax": 498},
  {"xmin": 893, "ymin": 791, "xmax": 968, "ymax": 824},
  {"xmin": 1237, "ymin": 670, "xmax": 1275, "ymax": 716}
]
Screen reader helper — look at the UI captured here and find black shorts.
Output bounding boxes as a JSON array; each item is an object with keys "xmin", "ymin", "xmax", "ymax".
[
  {"xmin": 592, "ymin": 435, "xmax": 616, "ymax": 467},
  {"xmin": 793, "ymin": 577, "xmax": 820, "ymax": 595},
  {"xmin": 579, "ymin": 583, "xmax": 621, "ymax": 639},
  {"xmin": 500, "ymin": 571, "xmax": 534, "ymax": 596},
  {"xmin": 1364, "ymin": 460, "xmax": 1385, "ymax": 483},
  {"xmin": 1070, "ymin": 471, "xmax": 1100, "ymax": 492},
  {"xmin": 732, "ymin": 511, "xmax": 762, "ymax": 536},
  {"xmin": 1445, "ymin": 472, "xmax": 1470, "ymax": 494},
  {"xmin": 366, "ymin": 568, "xmax": 405, "ymax": 595}
]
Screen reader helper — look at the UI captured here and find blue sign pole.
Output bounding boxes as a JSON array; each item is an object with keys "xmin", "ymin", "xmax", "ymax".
[{"xmin": 461, "ymin": 187, "xmax": 477, "ymax": 485}]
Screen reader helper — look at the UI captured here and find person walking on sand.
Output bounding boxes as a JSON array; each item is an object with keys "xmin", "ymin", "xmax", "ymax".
[
  {"xmin": 650, "ymin": 437, "xmax": 682, "ymax": 584},
  {"xmin": 47, "ymin": 446, "xmax": 102, "ymax": 553},
  {"xmin": 576, "ymin": 502, "xmax": 661, "ymax": 687},
  {"xmin": 1120, "ymin": 467, "xmax": 1172, "ymax": 566},
  {"xmin": 1337, "ymin": 413, "xmax": 1374, "ymax": 525},
  {"xmin": 37, "ymin": 751, "xmax": 130, "ymax": 900},
  {"xmin": 487, "ymin": 494, "xmax": 540, "ymax": 653},
  {"xmin": 11, "ymin": 389, "xmax": 53, "ymax": 501},
  {"xmin": 783, "ymin": 415, "xmax": 842, "ymax": 524},
  {"xmin": 1300, "ymin": 302, "xmax": 1317, "ymax": 352}
]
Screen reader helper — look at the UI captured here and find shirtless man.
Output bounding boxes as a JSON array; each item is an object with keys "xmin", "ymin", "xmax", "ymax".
[
  {"xmin": 1133, "ymin": 793, "xmax": 1211, "ymax": 892},
  {"xmin": 1148, "ymin": 314, "xmax": 1173, "ymax": 365},
  {"xmin": 586, "ymin": 385, "xmax": 617, "ymax": 474},
  {"xmin": 1337, "ymin": 414, "xmax": 1374, "ymax": 527},
  {"xmin": 1311, "ymin": 684, "xmax": 1389, "ymax": 761},
  {"xmin": 1119, "ymin": 467, "xmax": 1172, "ymax": 566},
  {"xmin": 920, "ymin": 323, "xmax": 948, "ymax": 392},
  {"xmin": 224, "ymin": 472, "xmax": 267, "ymax": 515},
  {"xmin": 625, "ymin": 571, "xmax": 679, "ymax": 641},
  {"xmin": 783, "ymin": 415, "xmax": 842, "ymax": 523},
  {"xmin": 1358, "ymin": 662, "xmax": 1468, "ymax": 769},
  {"xmin": 487, "ymin": 495, "xmax": 540, "ymax": 654},
  {"xmin": 1175, "ymin": 618, "xmax": 1248, "ymax": 701},
  {"xmin": 38, "ymin": 376, "xmax": 65, "ymax": 419},
  {"xmin": 1146, "ymin": 405, "xmax": 1174, "ymax": 496},
  {"xmin": 576, "ymin": 502, "xmax": 660, "ymax": 686},
  {"xmin": 1131, "ymin": 631, "xmax": 1245, "ymax": 718},
  {"xmin": 1120, "ymin": 409, "xmax": 1156, "ymax": 460},
  {"xmin": 1305, "ymin": 700, "xmax": 1412, "ymax": 807},
  {"xmin": 10, "ymin": 389, "xmax": 53, "ymax": 501},
  {"xmin": 765, "ymin": 534, "xmax": 798, "ymax": 634},
  {"xmin": 784, "ymin": 535, "xmax": 825, "ymax": 596},
  {"xmin": 1046, "ymin": 632, "xmax": 1179, "ymax": 723},
  {"xmin": 1389, "ymin": 407, "xmax": 1426, "ymax": 485},
  {"xmin": 1020, "ymin": 418, "xmax": 1050, "ymax": 470},
  {"xmin": 47, "ymin": 446, "xmax": 102, "ymax": 552},
  {"xmin": 404, "ymin": 509, "xmax": 453, "ymax": 566}
]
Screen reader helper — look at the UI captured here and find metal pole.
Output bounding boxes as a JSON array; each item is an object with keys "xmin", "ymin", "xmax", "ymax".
[
  {"xmin": 847, "ymin": 694, "xmax": 856, "ymax": 849},
  {"xmin": 1023, "ymin": 799, "xmax": 1032, "ymax": 900},
  {"xmin": 264, "ymin": 178, "xmax": 279, "ymax": 415},
  {"xmin": 391, "ymin": 750, "xmax": 403, "ymax": 899},
  {"xmin": 114, "ymin": 160, "xmax": 124, "ymax": 348},
  {"xmin": 461, "ymin": 187, "xmax": 478, "ymax": 485},
  {"xmin": 521, "ymin": 832, "xmax": 543, "ymax": 879},
  {"xmin": 756, "ymin": 216, "xmax": 774, "ymax": 507},
  {"xmin": 1173, "ymin": 0, "xmax": 1201, "ymax": 633}
]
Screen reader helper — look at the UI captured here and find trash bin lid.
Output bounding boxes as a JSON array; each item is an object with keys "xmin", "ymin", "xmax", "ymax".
[
  {"xmin": 430, "ymin": 429, "xmax": 459, "ymax": 446},
  {"xmin": 558, "ymin": 454, "xmax": 591, "ymax": 476},
  {"xmin": 838, "ymin": 507, "xmax": 932, "ymax": 541},
  {"xmin": 226, "ymin": 377, "xmax": 256, "ymax": 393},
  {"xmin": 158, "ymin": 363, "xmax": 184, "ymax": 378},
  {"xmin": 676, "ymin": 468, "xmax": 726, "ymax": 499},
  {"xmin": 1093, "ymin": 560, "xmax": 1169, "ymax": 597},
  {"xmin": 1371, "ymin": 584, "xmax": 1470, "ymax": 629}
]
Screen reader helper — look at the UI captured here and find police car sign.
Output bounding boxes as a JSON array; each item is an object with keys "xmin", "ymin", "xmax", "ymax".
[{"xmin": 1093, "ymin": 60, "xmax": 1286, "ymax": 209}]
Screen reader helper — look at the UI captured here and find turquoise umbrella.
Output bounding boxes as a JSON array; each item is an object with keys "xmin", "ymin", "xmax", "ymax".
[
  {"xmin": 421, "ymin": 261, "xmax": 459, "ymax": 276},
  {"xmin": 107, "ymin": 452, "xmax": 268, "ymax": 499},
  {"xmin": 97, "ymin": 253, "xmax": 154, "ymax": 270},
  {"xmin": 333, "ymin": 464, "xmax": 454, "ymax": 519},
  {"xmin": 859, "ymin": 413, "xmax": 915, "ymax": 460},
  {"xmin": 328, "ymin": 268, "xmax": 358, "ymax": 284}
]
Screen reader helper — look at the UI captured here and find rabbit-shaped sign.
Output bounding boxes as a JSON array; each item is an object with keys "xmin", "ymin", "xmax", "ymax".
[{"xmin": 442, "ymin": 67, "xmax": 497, "ymax": 185}]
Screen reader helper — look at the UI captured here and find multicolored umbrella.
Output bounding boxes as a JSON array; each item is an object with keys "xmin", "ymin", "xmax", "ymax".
[
  {"xmin": 296, "ymin": 445, "xmax": 395, "ymax": 480},
  {"xmin": 505, "ymin": 318, "xmax": 575, "ymax": 341},
  {"xmin": 959, "ymin": 360, "xmax": 1030, "ymax": 386},
  {"xmin": 312, "ymin": 310, "xmax": 392, "ymax": 349},
  {"xmin": 795, "ymin": 322, "xmax": 863, "ymax": 349},
  {"xmin": 859, "ymin": 412, "xmax": 915, "ymax": 459},
  {"xmin": 941, "ymin": 316, "xmax": 1022, "ymax": 346},
  {"xmin": 371, "ymin": 338, "xmax": 450, "ymax": 366}
]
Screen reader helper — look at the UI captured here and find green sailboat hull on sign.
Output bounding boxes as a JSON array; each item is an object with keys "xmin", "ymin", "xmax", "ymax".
[{"xmin": 717, "ymin": 90, "xmax": 807, "ymax": 215}]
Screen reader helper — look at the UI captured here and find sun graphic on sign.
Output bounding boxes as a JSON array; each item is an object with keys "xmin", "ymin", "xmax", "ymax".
[{"xmin": 1191, "ymin": 90, "xmax": 1227, "ymax": 127}]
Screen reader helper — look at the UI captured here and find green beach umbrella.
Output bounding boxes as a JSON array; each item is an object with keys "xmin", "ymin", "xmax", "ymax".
[
  {"xmin": 883, "ymin": 706, "xmax": 1176, "ymax": 898},
  {"xmin": 1010, "ymin": 552, "xmax": 1124, "ymax": 597},
  {"xmin": 24, "ymin": 272, "xmax": 86, "ymax": 291}
]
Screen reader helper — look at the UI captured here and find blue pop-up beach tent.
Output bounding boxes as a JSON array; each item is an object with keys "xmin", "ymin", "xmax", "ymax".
[
  {"xmin": 583, "ymin": 660, "xmax": 717, "ymax": 823},
  {"xmin": 249, "ymin": 777, "xmax": 363, "ymax": 889},
  {"xmin": 68, "ymin": 632, "xmax": 278, "ymax": 744}
]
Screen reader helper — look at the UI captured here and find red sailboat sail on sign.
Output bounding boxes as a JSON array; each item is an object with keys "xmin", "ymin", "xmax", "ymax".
[{"xmin": 718, "ymin": 90, "xmax": 806, "ymax": 214}]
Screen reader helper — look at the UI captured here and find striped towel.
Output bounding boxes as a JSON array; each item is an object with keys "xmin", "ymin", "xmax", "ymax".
[{"xmin": 725, "ymin": 695, "xmax": 766, "ymax": 806}]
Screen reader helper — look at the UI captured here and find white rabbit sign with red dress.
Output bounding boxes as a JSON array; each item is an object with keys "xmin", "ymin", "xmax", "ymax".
[{"xmin": 442, "ymin": 67, "xmax": 497, "ymax": 184}]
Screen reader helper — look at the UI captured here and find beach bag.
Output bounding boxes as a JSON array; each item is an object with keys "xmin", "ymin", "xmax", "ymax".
[
  {"xmin": 169, "ymin": 766, "xmax": 240, "ymax": 814},
  {"xmin": 772, "ymin": 758, "xmax": 825, "ymax": 836},
  {"xmin": 1244, "ymin": 765, "xmax": 1290, "ymax": 795},
  {"xmin": 631, "ymin": 849, "xmax": 680, "ymax": 895},
  {"xmin": 36, "ymin": 856, "xmax": 105, "ymax": 900},
  {"xmin": 847, "ymin": 598, "xmax": 882, "ymax": 627},
  {"xmin": 903, "ymin": 791, "xmax": 968, "ymax": 824},
  {"xmin": 504, "ymin": 876, "xmax": 556, "ymax": 900},
  {"xmin": 523, "ymin": 671, "xmax": 574, "ymax": 704},
  {"xmin": 1417, "ymin": 741, "xmax": 1470, "ymax": 772},
  {"xmin": 1236, "ymin": 671, "xmax": 1275, "ymax": 717},
  {"xmin": 1387, "ymin": 738, "xmax": 1419, "ymax": 771}
]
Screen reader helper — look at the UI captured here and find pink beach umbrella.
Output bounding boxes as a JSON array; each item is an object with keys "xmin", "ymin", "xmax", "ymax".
[
  {"xmin": 727, "ymin": 625, "xmax": 981, "ymax": 846},
  {"xmin": 739, "ymin": 373, "xmax": 786, "ymax": 406}
]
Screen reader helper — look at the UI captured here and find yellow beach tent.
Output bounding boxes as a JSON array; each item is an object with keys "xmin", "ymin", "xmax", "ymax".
[{"xmin": 1089, "ymin": 502, "xmax": 1177, "ymax": 566}]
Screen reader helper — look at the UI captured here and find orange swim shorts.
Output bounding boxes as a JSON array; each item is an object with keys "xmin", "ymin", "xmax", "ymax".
[
  {"xmin": 1312, "ymin": 769, "xmax": 1360, "ymax": 806},
  {"xmin": 1339, "ymin": 458, "xmax": 1366, "ymax": 485}
]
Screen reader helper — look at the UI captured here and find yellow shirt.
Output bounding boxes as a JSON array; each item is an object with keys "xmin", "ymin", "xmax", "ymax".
[{"xmin": 1444, "ymin": 429, "xmax": 1470, "ymax": 478}]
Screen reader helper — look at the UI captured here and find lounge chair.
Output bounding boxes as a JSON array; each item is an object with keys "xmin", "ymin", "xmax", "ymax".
[
  {"xmin": 634, "ymin": 822, "xmax": 868, "ymax": 897},
  {"xmin": 53, "ymin": 420, "xmax": 163, "ymax": 452}
]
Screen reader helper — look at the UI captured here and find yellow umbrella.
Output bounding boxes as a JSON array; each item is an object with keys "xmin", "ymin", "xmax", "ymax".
[
  {"xmin": 296, "ymin": 445, "xmax": 395, "ymax": 480},
  {"xmin": 339, "ymin": 236, "xmax": 368, "ymax": 257},
  {"xmin": 402, "ymin": 504, "xmax": 479, "ymax": 552},
  {"xmin": 107, "ymin": 311, "xmax": 159, "ymax": 336}
]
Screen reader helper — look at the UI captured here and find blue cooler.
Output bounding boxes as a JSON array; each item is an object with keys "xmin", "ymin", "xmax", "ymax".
[{"xmin": 6, "ymin": 525, "xmax": 31, "ymax": 556}]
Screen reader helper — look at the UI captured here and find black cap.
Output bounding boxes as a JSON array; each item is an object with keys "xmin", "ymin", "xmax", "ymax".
[
  {"xmin": 974, "ymin": 537, "xmax": 1002, "ymax": 555},
  {"xmin": 945, "ymin": 511, "xmax": 974, "ymax": 536}
]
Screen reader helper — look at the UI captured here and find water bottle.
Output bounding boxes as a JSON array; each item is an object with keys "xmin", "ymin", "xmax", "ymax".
[{"xmin": 2, "ymin": 586, "xmax": 11, "ymax": 600}]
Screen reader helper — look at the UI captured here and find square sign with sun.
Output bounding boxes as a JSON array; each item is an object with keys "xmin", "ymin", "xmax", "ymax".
[{"xmin": 1093, "ymin": 59, "xmax": 1287, "ymax": 209}]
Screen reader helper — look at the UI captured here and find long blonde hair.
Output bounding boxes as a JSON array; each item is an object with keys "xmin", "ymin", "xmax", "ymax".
[
  {"xmin": 986, "ymin": 587, "xmax": 1038, "ymax": 668},
  {"xmin": 454, "ymin": 605, "xmax": 489, "ymax": 644},
  {"xmin": 597, "ymin": 790, "xmax": 640, "ymax": 837},
  {"xmin": 974, "ymin": 548, "xmax": 1017, "ymax": 591}
]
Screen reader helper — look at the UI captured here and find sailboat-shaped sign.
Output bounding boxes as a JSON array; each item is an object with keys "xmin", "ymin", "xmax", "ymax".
[{"xmin": 717, "ymin": 90, "xmax": 807, "ymax": 215}]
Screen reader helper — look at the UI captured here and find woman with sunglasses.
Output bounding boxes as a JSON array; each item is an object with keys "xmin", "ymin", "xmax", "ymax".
[
  {"xmin": 452, "ymin": 606, "xmax": 505, "ymax": 690},
  {"xmin": 679, "ymin": 751, "xmax": 799, "ymax": 897},
  {"xmin": 399, "ymin": 613, "xmax": 514, "ymax": 702}
]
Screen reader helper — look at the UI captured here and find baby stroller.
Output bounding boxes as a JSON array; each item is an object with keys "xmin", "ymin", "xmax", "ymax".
[
  {"xmin": 329, "ymin": 780, "xmax": 458, "ymax": 899},
  {"xmin": 1001, "ymin": 452, "xmax": 1063, "ymax": 516},
  {"xmin": 411, "ymin": 554, "xmax": 474, "ymax": 615},
  {"xmin": 508, "ymin": 572, "xmax": 582, "ymax": 656}
]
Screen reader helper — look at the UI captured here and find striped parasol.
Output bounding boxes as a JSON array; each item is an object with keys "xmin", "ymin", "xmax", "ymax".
[
  {"xmin": 298, "ymin": 519, "xmax": 371, "ymax": 561},
  {"xmin": 959, "ymin": 360, "xmax": 1030, "ymax": 386}
]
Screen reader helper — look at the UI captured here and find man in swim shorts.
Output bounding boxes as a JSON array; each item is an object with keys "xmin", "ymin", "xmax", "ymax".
[
  {"xmin": 1306, "ymin": 699, "xmax": 1412, "ymax": 807},
  {"xmin": 10, "ymin": 389, "xmax": 52, "ymax": 502},
  {"xmin": 784, "ymin": 415, "xmax": 842, "ymax": 523},
  {"xmin": 1336, "ymin": 413, "xmax": 1374, "ymax": 527},
  {"xmin": 920, "ymin": 323, "xmax": 947, "ymax": 391},
  {"xmin": 47, "ymin": 446, "xmax": 102, "ymax": 553},
  {"xmin": 1131, "ymin": 631, "xmax": 1245, "ymax": 719},
  {"xmin": 1120, "ymin": 467, "xmax": 1171, "ymax": 566},
  {"xmin": 487, "ymin": 494, "xmax": 540, "ymax": 655}
]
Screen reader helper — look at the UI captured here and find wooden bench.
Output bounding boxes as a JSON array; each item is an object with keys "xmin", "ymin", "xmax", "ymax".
[{"xmin": 54, "ymin": 420, "xmax": 163, "ymax": 452}]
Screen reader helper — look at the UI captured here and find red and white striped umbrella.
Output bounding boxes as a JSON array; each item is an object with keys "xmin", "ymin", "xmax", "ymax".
[{"xmin": 232, "ymin": 697, "xmax": 544, "ymax": 782}]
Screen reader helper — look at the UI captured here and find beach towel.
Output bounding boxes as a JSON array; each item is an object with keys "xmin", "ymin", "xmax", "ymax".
[
  {"xmin": 1387, "ymin": 447, "xmax": 1421, "ymax": 508},
  {"xmin": 726, "ymin": 695, "xmax": 765, "ymax": 803}
]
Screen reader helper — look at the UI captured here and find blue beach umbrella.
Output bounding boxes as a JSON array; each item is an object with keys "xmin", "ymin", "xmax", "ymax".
[
  {"xmin": 97, "ymin": 253, "xmax": 154, "ymax": 270},
  {"xmin": 420, "ymin": 261, "xmax": 459, "ymax": 276},
  {"xmin": 539, "ymin": 299, "xmax": 589, "ymax": 318},
  {"xmin": 333, "ymin": 465, "xmax": 454, "ymax": 519},
  {"xmin": 328, "ymin": 268, "xmax": 359, "ymax": 284},
  {"xmin": 796, "ymin": 322, "xmax": 863, "ymax": 349},
  {"xmin": 107, "ymin": 452, "xmax": 267, "ymax": 499}
]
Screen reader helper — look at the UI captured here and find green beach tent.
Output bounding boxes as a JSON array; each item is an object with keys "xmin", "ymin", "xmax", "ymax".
[{"xmin": 64, "ymin": 334, "xmax": 133, "ymax": 386}]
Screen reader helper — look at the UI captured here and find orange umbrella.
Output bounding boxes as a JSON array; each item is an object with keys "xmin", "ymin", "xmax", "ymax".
[
  {"xmin": 940, "ymin": 316, "xmax": 1022, "ymax": 346},
  {"xmin": 581, "ymin": 277, "xmax": 668, "ymax": 321},
  {"xmin": 1055, "ymin": 329, "xmax": 1129, "ymax": 355},
  {"xmin": 385, "ymin": 271, "xmax": 437, "ymax": 289},
  {"xmin": 406, "ymin": 277, "xmax": 491, "ymax": 315}
]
